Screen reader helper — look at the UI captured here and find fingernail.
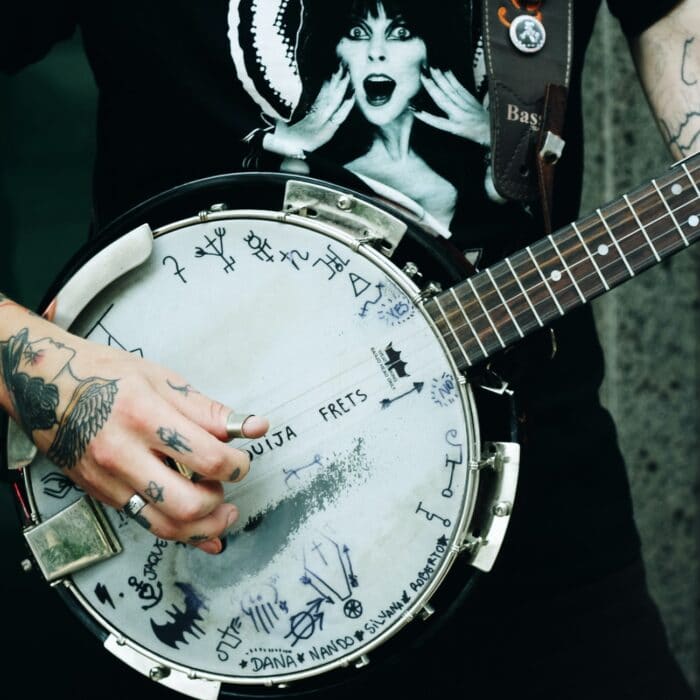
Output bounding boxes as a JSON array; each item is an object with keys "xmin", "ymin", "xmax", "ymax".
[
  {"xmin": 197, "ymin": 539, "xmax": 222, "ymax": 555},
  {"xmin": 242, "ymin": 415, "xmax": 268, "ymax": 437}
]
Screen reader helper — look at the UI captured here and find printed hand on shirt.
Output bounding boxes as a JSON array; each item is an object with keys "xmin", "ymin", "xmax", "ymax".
[
  {"xmin": 414, "ymin": 67, "xmax": 506, "ymax": 203},
  {"xmin": 413, "ymin": 67, "xmax": 491, "ymax": 147},
  {"xmin": 265, "ymin": 66, "xmax": 356, "ymax": 158}
]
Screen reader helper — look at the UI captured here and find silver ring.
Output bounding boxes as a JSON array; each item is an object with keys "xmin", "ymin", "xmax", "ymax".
[
  {"xmin": 122, "ymin": 493, "xmax": 147, "ymax": 518},
  {"xmin": 226, "ymin": 412, "xmax": 254, "ymax": 439}
]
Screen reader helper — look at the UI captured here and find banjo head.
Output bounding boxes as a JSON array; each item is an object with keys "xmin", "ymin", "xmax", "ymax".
[{"xmin": 9, "ymin": 174, "xmax": 517, "ymax": 698}]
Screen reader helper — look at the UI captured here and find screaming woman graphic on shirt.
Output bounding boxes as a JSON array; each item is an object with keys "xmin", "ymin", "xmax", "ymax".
[{"xmin": 228, "ymin": 0, "xmax": 507, "ymax": 239}]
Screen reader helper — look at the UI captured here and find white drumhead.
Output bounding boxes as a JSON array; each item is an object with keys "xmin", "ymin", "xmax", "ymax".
[{"xmin": 27, "ymin": 211, "xmax": 479, "ymax": 685}]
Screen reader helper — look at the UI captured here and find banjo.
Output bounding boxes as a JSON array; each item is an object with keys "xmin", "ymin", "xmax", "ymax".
[{"xmin": 4, "ymin": 154, "xmax": 698, "ymax": 699}]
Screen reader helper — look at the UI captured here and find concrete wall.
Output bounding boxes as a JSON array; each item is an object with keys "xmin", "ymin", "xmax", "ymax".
[
  {"xmin": 581, "ymin": 7, "xmax": 700, "ymax": 692},
  {"xmin": 0, "ymin": 4, "xmax": 698, "ymax": 693}
]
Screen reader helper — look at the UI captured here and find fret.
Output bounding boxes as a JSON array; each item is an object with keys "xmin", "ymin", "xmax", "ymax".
[
  {"xmin": 526, "ymin": 245, "xmax": 565, "ymax": 315},
  {"xmin": 449, "ymin": 287, "xmax": 488, "ymax": 358},
  {"xmin": 596, "ymin": 207, "xmax": 635, "ymax": 277},
  {"xmin": 547, "ymin": 233, "xmax": 587, "ymax": 302},
  {"xmin": 485, "ymin": 267, "xmax": 524, "ymax": 338},
  {"xmin": 571, "ymin": 222, "xmax": 609, "ymax": 291},
  {"xmin": 505, "ymin": 257, "xmax": 544, "ymax": 327},
  {"xmin": 432, "ymin": 295, "xmax": 473, "ymax": 367},
  {"xmin": 623, "ymin": 183, "xmax": 692, "ymax": 269},
  {"xmin": 489, "ymin": 259, "xmax": 543, "ymax": 334},
  {"xmin": 467, "ymin": 278, "xmax": 505, "ymax": 348},
  {"xmin": 682, "ymin": 162, "xmax": 700, "ymax": 200},
  {"xmin": 652, "ymin": 178, "xmax": 689, "ymax": 247},
  {"xmin": 623, "ymin": 193, "xmax": 662, "ymax": 263}
]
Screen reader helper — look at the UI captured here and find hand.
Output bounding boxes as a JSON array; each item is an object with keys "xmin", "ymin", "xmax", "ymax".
[
  {"xmin": 264, "ymin": 65, "xmax": 355, "ymax": 157},
  {"xmin": 413, "ymin": 67, "xmax": 491, "ymax": 147},
  {"xmin": 1, "ymin": 311, "xmax": 269, "ymax": 555}
]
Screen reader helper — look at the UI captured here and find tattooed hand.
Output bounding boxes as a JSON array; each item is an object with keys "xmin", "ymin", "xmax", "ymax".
[
  {"xmin": 264, "ymin": 65, "xmax": 356, "ymax": 158},
  {"xmin": 0, "ymin": 300, "xmax": 269, "ymax": 555}
]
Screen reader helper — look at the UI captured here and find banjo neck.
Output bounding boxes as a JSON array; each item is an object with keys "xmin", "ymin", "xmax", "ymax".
[{"xmin": 424, "ymin": 153, "xmax": 700, "ymax": 371}]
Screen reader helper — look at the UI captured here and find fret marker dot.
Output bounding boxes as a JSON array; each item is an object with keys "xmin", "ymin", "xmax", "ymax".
[
  {"xmin": 550, "ymin": 269, "xmax": 562, "ymax": 282},
  {"xmin": 597, "ymin": 244, "xmax": 609, "ymax": 256},
  {"xmin": 688, "ymin": 215, "xmax": 699, "ymax": 227},
  {"xmin": 672, "ymin": 183, "xmax": 683, "ymax": 196}
]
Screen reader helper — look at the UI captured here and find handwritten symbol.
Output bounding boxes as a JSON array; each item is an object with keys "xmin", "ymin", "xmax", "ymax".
[
  {"xmin": 84, "ymin": 304, "xmax": 144, "ymax": 356},
  {"xmin": 416, "ymin": 501, "xmax": 451, "ymax": 528},
  {"xmin": 442, "ymin": 429, "xmax": 464, "ymax": 498},
  {"xmin": 380, "ymin": 382, "xmax": 424, "ymax": 409},
  {"xmin": 285, "ymin": 597, "xmax": 328, "ymax": 646},
  {"xmin": 242, "ymin": 594, "xmax": 280, "ymax": 635},
  {"xmin": 279, "ymin": 249, "xmax": 310, "ymax": 270},
  {"xmin": 162, "ymin": 255, "xmax": 187, "ymax": 283},
  {"xmin": 343, "ymin": 599, "xmax": 363, "ymax": 619},
  {"xmin": 128, "ymin": 576, "xmax": 163, "ymax": 611},
  {"xmin": 94, "ymin": 583, "xmax": 116, "ymax": 609},
  {"xmin": 343, "ymin": 544, "xmax": 358, "ymax": 587},
  {"xmin": 359, "ymin": 283, "xmax": 385, "ymax": 318},
  {"xmin": 194, "ymin": 227, "xmax": 236, "ymax": 273},
  {"xmin": 41, "ymin": 472, "xmax": 83, "ymax": 499},
  {"xmin": 283, "ymin": 454, "xmax": 323, "ymax": 487},
  {"xmin": 313, "ymin": 244, "xmax": 350, "ymax": 279},
  {"xmin": 245, "ymin": 230, "xmax": 275, "ymax": 262},
  {"xmin": 216, "ymin": 617, "xmax": 243, "ymax": 661},
  {"xmin": 349, "ymin": 272, "xmax": 371, "ymax": 297}
]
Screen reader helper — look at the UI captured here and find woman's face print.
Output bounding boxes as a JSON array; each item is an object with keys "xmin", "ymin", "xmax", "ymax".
[{"xmin": 336, "ymin": 3, "xmax": 427, "ymax": 127}]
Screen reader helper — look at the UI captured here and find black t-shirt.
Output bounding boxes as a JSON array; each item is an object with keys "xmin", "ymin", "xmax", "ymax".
[{"xmin": 0, "ymin": 1, "xmax": 684, "ymax": 697}]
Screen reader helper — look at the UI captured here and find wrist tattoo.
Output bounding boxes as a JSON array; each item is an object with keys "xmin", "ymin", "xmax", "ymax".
[
  {"xmin": 0, "ymin": 327, "xmax": 118, "ymax": 469},
  {"xmin": 157, "ymin": 426, "xmax": 192, "ymax": 453}
]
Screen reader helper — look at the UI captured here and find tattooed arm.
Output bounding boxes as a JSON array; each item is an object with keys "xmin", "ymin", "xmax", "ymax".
[
  {"xmin": 0, "ymin": 293, "xmax": 268, "ymax": 553},
  {"xmin": 630, "ymin": 0, "xmax": 700, "ymax": 159}
]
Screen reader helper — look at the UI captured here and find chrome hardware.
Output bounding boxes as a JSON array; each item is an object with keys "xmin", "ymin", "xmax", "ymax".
[
  {"xmin": 198, "ymin": 203, "xmax": 228, "ymax": 221},
  {"xmin": 23, "ymin": 496, "xmax": 122, "ymax": 582},
  {"xmin": 20, "ymin": 558, "xmax": 33, "ymax": 573},
  {"xmin": 104, "ymin": 635, "xmax": 221, "ymax": 700},
  {"xmin": 355, "ymin": 655, "xmax": 370, "ymax": 669},
  {"xmin": 492, "ymin": 501, "xmax": 513, "ymax": 517},
  {"xmin": 465, "ymin": 441, "xmax": 520, "ymax": 572},
  {"xmin": 283, "ymin": 180, "xmax": 406, "ymax": 257},
  {"xmin": 402, "ymin": 261, "xmax": 425, "ymax": 285},
  {"xmin": 478, "ymin": 377, "xmax": 514, "ymax": 397},
  {"xmin": 539, "ymin": 131, "xmax": 566, "ymax": 164},
  {"xmin": 6, "ymin": 418, "xmax": 37, "ymax": 471},
  {"xmin": 418, "ymin": 281, "xmax": 443, "ymax": 301},
  {"xmin": 419, "ymin": 603, "xmax": 435, "ymax": 621},
  {"xmin": 150, "ymin": 666, "xmax": 171, "ymax": 681}
]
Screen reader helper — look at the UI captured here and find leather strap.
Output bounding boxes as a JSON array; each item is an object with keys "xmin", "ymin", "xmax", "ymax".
[
  {"xmin": 482, "ymin": 1, "xmax": 574, "ymax": 207},
  {"xmin": 537, "ymin": 82, "xmax": 569, "ymax": 234}
]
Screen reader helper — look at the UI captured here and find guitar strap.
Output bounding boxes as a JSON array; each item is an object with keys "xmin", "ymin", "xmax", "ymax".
[{"xmin": 482, "ymin": 0, "xmax": 574, "ymax": 234}]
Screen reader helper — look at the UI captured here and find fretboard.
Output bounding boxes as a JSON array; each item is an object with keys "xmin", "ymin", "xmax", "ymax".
[{"xmin": 424, "ymin": 153, "xmax": 700, "ymax": 371}]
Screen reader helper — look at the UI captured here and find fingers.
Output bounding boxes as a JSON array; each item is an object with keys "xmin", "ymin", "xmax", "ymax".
[
  {"xmin": 70, "ymin": 454, "xmax": 240, "ymax": 555},
  {"xmin": 313, "ymin": 67, "xmax": 352, "ymax": 124},
  {"xmin": 158, "ymin": 372, "xmax": 269, "ymax": 444},
  {"xmin": 412, "ymin": 108, "xmax": 456, "ymax": 134}
]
